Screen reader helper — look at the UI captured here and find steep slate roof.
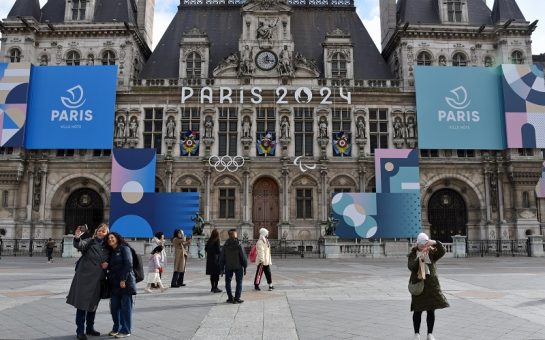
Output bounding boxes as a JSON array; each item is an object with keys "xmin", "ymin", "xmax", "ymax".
[
  {"xmin": 141, "ymin": 6, "xmax": 392, "ymax": 80},
  {"xmin": 491, "ymin": 0, "xmax": 526, "ymax": 23},
  {"xmin": 397, "ymin": 0, "xmax": 493, "ymax": 25},
  {"xmin": 7, "ymin": 0, "xmax": 41, "ymax": 21},
  {"xmin": 38, "ymin": 0, "xmax": 138, "ymax": 24}
]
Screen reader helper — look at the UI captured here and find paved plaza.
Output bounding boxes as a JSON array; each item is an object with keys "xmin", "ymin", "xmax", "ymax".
[{"xmin": 1, "ymin": 256, "xmax": 545, "ymax": 340}]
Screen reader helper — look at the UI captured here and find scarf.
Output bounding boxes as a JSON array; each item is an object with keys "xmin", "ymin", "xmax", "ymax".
[{"xmin": 416, "ymin": 250, "xmax": 431, "ymax": 280}]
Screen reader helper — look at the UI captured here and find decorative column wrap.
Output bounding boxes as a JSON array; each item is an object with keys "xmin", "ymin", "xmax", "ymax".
[
  {"xmin": 26, "ymin": 165, "xmax": 35, "ymax": 222},
  {"xmin": 204, "ymin": 168, "xmax": 211, "ymax": 221},
  {"xmin": 38, "ymin": 162, "xmax": 48, "ymax": 221}
]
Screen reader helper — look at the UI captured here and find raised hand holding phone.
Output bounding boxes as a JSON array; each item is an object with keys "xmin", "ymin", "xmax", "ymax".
[{"xmin": 74, "ymin": 226, "xmax": 83, "ymax": 239}]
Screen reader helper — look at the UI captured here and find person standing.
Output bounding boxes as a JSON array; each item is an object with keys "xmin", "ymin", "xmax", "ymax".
[
  {"xmin": 408, "ymin": 232, "xmax": 449, "ymax": 340},
  {"xmin": 171, "ymin": 229, "xmax": 190, "ymax": 288},
  {"xmin": 205, "ymin": 229, "xmax": 222, "ymax": 293},
  {"xmin": 46, "ymin": 238, "xmax": 56, "ymax": 263},
  {"xmin": 151, "ymin": 232, "xmax": 167, "ymax": 288},
  {"xmin": 145, "ymin": 245, "xmax": 167, "ymax": 293},
  {"xmin": 197, "ymin": 238, "xmax": 204, "ymax": 259},
  {"xmin": 66, "ymin": 224, "xmax": 111, "ymax": 340},
  {"xmin": 254, "ymin": 228, "xmax": 274, "ymax": 291},
  {"xmin": 219, "ymin": 229, "xmax": 247, "ymax": 304},
  {"xmin": 106, "ymin": 232, "xmax": 137, "ymax": 338}
]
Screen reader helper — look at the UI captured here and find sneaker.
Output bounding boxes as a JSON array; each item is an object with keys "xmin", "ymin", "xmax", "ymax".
[
  {"xmin": 268, "ymin": 286, "xmax": 274, "ymax": 291},
  {"xmin": 226, "ymin": 298, "xmax": 234, "ymax": 303},
  {"xmin": 412, "ymin": 334, "xmax": 420, "ymax": 340},
  {"xmin": 115, "ymin": 334, "xmax": 131, "ymax": 338},
  {"xmin": 254, "ymin": 286, "xmax": 261, "ymax": 291},
  {"xmin": 145, "ymin": 288, "xmax": 153, "ymax": 293},
  {"xmin": 213, "ymin": 288, "xmax": 223, "ymax": 293},
  {"xmin": 233, "ymin": 298, "xmax": 244, "ymax": 304},
  {"xmin": 426, "ymin": 335, "xmax": 436, "ymax": 340},
  {"xmin": 86, "ymin": 330, "xmax": 100, "ymax": 336},
  {"xmin": 160, "ymin": 287, "xmax": 168, "ymax": 293},
  {"xmin": 108, "ymin": 331, "xmax": 119, "ymax": 336}
]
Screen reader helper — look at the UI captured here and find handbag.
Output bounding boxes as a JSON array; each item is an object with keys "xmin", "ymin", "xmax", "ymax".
[
  {"xmin": 100, "ymin": 277, "xmax": 111, "ymax": 299},
  {"xmin": 158, "ymin": 266, "xmax": 164, "ymax": 274},
  {"xmin": 408, "ymin": 278, "xmax": 424, "ymax": 296}
]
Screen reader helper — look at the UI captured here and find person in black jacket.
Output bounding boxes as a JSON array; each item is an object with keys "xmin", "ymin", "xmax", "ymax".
[
  {"xmin": 106, "ymin": 232, "xmax": 136, "ymax": 338},
  {"xmin": 205, "ymin": 229, "xmax": 222, "ymax": 293},
  {"xmin": 219, "ymin": 229, "xmax": 247, "ymax": 304}
]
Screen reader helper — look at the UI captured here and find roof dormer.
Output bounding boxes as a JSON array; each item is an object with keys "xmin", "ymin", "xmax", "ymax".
[
  {"xmin": 438, "ymin": 0, "xmax": 469, "ymax": 24},
  {"xmin": 64, "ymin": 0, "xmax": 96, "ymax": 22}
]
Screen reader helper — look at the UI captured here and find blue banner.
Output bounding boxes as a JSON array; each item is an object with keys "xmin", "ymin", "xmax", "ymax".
[
  {"xmin": 25, "ymin": 65, "xmax": 117, "ymax": 149},
  {"xmin": 415, "ymin": 66, "xmax": 506, "ymax": 150}
]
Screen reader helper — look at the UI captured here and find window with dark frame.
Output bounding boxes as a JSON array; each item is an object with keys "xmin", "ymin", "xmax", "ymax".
[
  {"xmin": 40, "ymin": 55, "xmax": 48, "ymax": 66},
  {"xmin": 511, "ymin": 51, "xmax": 524, "ymax": 65},
  {"xmin": 331, "ymin": 52, "xmax": 347, "ymax": 78},
  {"xmin": 56, "ymin": 149, "xmax": 75, "ymax": 157},
  {"xmin": 186, "ymin": 52, "xmax": 202, "ymax": 79},
  {"xmin": 256, "ymin": 108, "xmax": 276, "ymax": 157},
  {"xmin": 219, "ymin": 188, "xmax": 235, "ymax": 219},
  {"xmin": 456, "ymin": 150, "xmax": 475, "ymax": 158},
  {"xmin": 72, "ymin": 0, "xmax": 87, "ymax": 20},
  {"xmin": 66, "ymin": 51, "xmax": 81, "ymax": 66},
  {"xmin": 9, "ymin": 48, "xmax": 21, "ymax": 63},
  {"xmin": 332, "ymin": 108, "xmax": 351, "ymax": 157},
  {"xmin": 447, "ymin": 0, "xmax": 463, "ymax": 22},
  {"xmin": 294, "ymin": 107, "xmax": 314, "ymax": 156},
  {"xmin": 218, "ymin": 107, "xmax": 238, "ymax": 156},
  {"xmin": 368, "ymin": 108, "xmax": 388, "ymax": 154},
  {"xmin": 417, "ymin": 52, "xmax": 432, "ymax": 66},
  {"xmin": 143, "ymin": 108, "xmax": 164, "ymax": 154},
  {"xmin": 101, "ymin": 50, "xmax": 116, "ymax": 65},
  {"xmin": 181, "ymin": 107, "xmax": 201, "ymax": 133},
  {"xmin": 180, "ymin": 188, "xmax": 198, "ymax": 192},
  {"xmin": 296, "ymin": 188, "xmax": 312, "ymax": 219},
  {"xmin": 518, "ymin": 148, "xmax": 534, "ymax": 157},
  {"xmin": 452, "ymin": 52, "xmax": 468, "ymax": 67},
  {"xmin": 92, "ymin": 149, "xmax": 111, "ymax": 157}
]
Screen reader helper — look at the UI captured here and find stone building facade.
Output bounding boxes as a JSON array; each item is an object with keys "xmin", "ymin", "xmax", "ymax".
[{"xmin": 0, "ymin": 0, "xmax": 543, "ymax": 242}]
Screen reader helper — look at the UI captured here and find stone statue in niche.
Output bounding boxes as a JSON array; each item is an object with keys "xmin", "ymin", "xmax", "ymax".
[
  {"xmin": 115, "ymin": 117, "xmax": 125, "ymax": 138},
  {"xmin": 256, "ymin": 18, "xmax": 278, "ymax": 41},
  {"xmin": 128, "ymin": 117, "xmax": 139, "ymax": 138},
  {"xmin": 204, "ymin": 117, "xmax": 214, "ymax": 138},
  {"xmin": 438, "ymin": 55, "xmax": 447, "ymax": 66},
  {"xmin": 215, "ymin": 53, "xmax": 239, "ymax": 73},
  {"xmin": 407, "ymin": 116, "xmax": 416, "ymax": 138},
  {"xmin": 278, "ymin": 46, "xmax": 293, "ymax": 76},
  {"xmin": 318, "ymin": 119, "xmax": 328, "ymax": 139},
  {"xmin": 356, "ymin": 117, "xmax": 366, "ymax": 139},
  {"xmin": 242, "ymin": 117, "xmax": 251, "ymax": 138},
  {"xmin": 239, "ymin": 45, "xmax": 254, "ymax": 75},
  {"xmin": 393, "ymin": 117, "xmax": 403, "ymax": 139},
  {"xmin": 166, "ymin": 117, "xmax": 176, "ymax": 138},
  {"xmin": 280, "ymin": 116, "xmax": 290, "ymax": 139}
]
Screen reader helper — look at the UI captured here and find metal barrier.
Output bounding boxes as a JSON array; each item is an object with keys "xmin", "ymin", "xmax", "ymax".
[
  {"xmin": 467, "ymin": 239, "xmax": 530, "ymax": 257},
  {"xmin": 0, "ymin": 239, "xmax": 64, "ymax": 258}
]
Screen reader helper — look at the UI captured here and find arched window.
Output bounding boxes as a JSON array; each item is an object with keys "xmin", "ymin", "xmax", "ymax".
[
  {"xmin": 9, "ymin": 48, "xmax": 21, "ymax": 63},
  {"xmin": 186, "ymin": 52, "xmax": 202, "ymax": 79},
  {"xmin": 331, "ymin": 52, "xmax": 347, "ymax": 78},
  {"xmin": 87, "ymin": 54, "xmax": 95, "ymax": 65},
  {"xmin": 39, "ymin": 55, "xmax": 49, "ymax": 66},
  {"xmin": 416, "ymin": 51, "xmax": 432, "ymax": 66},
  {"xmin": 452, "ymin": 52, "xmax": 467, "ymax": 67},
  {"xmin": 447, "ymin": 0, "xmax": 463, "ymax": 22},
  {"xmin": 66, "ymin": 51, "xmax": 81, "ymax": 66},
  {"xmin": 511, "ymin": 51, "xmax": 524, "ymax": 65},
  {"xmin": 72, "ymin": 0, "xmax": 87, "ymax": 20},
  {"xmin": 484, "ymin": 56, "xmax": 493, "ymax": 67},
  {"xmin": 101, "ymin": 50, "xmax": 116, "ymax": 65}
]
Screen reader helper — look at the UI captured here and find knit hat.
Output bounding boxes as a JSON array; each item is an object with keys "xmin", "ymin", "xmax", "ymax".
[
  {"xmin": 259, "ymin": 228, "xmax": 269, "ymax": 237},
  {"xmin": 416, "ymin": 232, "xmax": 429, "ymax": 246}
]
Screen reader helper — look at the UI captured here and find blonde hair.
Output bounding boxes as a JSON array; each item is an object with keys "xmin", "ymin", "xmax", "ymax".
[{"xmin": 94, "ymin": 223, "xmax": 110, "ymax": 237}]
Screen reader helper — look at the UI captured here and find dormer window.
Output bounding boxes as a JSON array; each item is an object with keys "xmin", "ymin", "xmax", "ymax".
[
  {"xmin": 452, "ymin": 52, "xmax": 468, "ymax": 67},
  {"xmin": 511, "ymin": 51, "xmax": 524, "ymax": 64},
  {"xmin": 447, "ymin": 0, "xmax": 463, "ymax": 22},
  {"xmin": 331, "ymin": 53, "xmax": 347, "ymax": 78},
  {"xmin": 9, "ymin": 48, "xmax": 21, "ymax": 63},
  {"xmin": 66, "ymin": 51, "xmax": 81, "ymax": 66},
  {"xmin": 102, "ymin": 50, "xmax": 116, "ymax": 65},
  {"xmin": 72, "ymin": 0, "xmax": 87, "ymax": 20},
  {"xmin": 187, "ymin": 52, "xmax": 202, "ymax": 79},
  {"xmin": 416, "ymin": 51, "xmax": 432, "ymax": 66}
]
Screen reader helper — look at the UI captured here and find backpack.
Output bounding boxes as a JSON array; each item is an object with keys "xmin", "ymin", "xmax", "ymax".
[
  {"xmin": 129, "ymin": 246, "xmax": 145, "ymax": 283},
  {"xmin": 249, "ymin": 244, "xmax": 257, "ymax": 263}
]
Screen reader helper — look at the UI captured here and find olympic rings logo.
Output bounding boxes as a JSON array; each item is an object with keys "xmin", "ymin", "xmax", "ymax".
[{"xmin": 208, "ymin": 155, "xmax": 245, "ymax": 172}]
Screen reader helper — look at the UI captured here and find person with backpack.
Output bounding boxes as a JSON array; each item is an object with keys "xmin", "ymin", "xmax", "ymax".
[
  {"xmin": 106, "ymin": 232, "xmax": 137, "ymax": 338},
  {"xmin": 219, "ymin": 229, "xmax": 247, "ymax": 304},
  {"xmin": 171, "ymin": 229, "xmax": 191, "ymax": 287},
  {"xmin": 205, "ymin": 229, "xmax": 222, "ymax": 293},
  {"xmin": 66, "ymin": 224, "xmax": 111, "ymax": 340},
  {"xmin": 254, "ymin": 228, "xmax": 274, "ymax": 291}
]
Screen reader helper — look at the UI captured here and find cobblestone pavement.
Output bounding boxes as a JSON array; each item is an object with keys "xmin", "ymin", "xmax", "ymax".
[{"xmin": 1, "ymin": 256, "xmax": 545, "ymax": 339}]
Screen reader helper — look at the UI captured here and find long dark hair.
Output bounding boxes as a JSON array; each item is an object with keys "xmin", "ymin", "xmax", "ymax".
[
  {"xmin": 172, "ymin": 229, "xmax": 182, "ymax": 241},
  {"xmin": 207, "ymin": 229, "xmax": 220, "ymax": 246},
  {"xmin": 151, "ymin": 245, "xmax": 163, "ymax": 254},
  {"xmin": 107, "ymin": 232, "xmax": 128, "ymax": 248}
]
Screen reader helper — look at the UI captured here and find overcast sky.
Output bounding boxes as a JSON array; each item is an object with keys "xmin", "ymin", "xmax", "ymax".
[{"xmin": 1, "ymin": 0, "xmax": 544, "ymax": 54}]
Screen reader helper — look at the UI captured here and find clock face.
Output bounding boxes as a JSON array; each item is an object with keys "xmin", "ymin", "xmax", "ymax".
[{"xmin": 255, "ymin": 50, "xmax": 278, "ymax": 71}]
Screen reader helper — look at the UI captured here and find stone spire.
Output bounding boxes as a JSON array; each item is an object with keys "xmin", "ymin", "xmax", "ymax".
[
  {"xmin": 491, "ymin": 0, "xmax": 526, "ymax": 24},
  {"xmin": 7, "ymin": 0, "xmax": 41, "ymax": 21}
]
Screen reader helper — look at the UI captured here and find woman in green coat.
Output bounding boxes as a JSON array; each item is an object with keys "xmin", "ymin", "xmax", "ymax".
[{"xmin": 408, "ymin": 233, "xmax": 449, "ymax": 340}]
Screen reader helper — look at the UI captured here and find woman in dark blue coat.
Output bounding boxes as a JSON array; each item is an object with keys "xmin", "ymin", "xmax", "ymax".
[
  {"xmin": 106, "ymin": 232, "xmax": 136, "ymax": 338},
  {"xmin": 205, "ymin": 229, "xmax": 222, "ymax": 293}
]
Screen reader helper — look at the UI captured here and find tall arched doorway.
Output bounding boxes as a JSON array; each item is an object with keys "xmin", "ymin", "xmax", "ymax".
[
  {"xmin": 428, "ymin": 189, "xmax": 467, "ymax": 243},
  {"xmin": 252, "ymin": 177, "xmax": 279, "ymax": 239},
  {"xmin": 64, "ymin": 188, "xmax": 104, "ymax": 235}
]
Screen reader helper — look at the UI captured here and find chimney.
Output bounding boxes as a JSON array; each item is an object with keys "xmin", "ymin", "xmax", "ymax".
[
  {"xmin": 137, "ymin": 0, "xmax": 155, "ymax": 48},
  {"xmin": 380, "ymin": 0, "xmax": 396, "ymax": 51}
]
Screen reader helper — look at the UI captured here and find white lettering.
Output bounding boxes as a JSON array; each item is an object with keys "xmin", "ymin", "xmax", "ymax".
[
  {"xmin": 220, "ymin": 87, "xmax": 233, "ymax": 104},
  {"xmin": 276, "ymin": 87, "xmax": 288, "ymax": 104},
  {"xmin": 339, "ymin": 87, "xmax": 351, "ymax": 104},
  {"xmin": 181, "ymin": 87, "xmax": 194, "ymax": 104},
  {"xmin": 320, "ymin": 87, "xmax": 332, "ymax": 104},
  {"xmin": 251, "ymin": 87, "xmax": 263, "ymax": 104},
  {"xmin": 200, "ymin": 87, "xmax": 213, "ymax": 104}
]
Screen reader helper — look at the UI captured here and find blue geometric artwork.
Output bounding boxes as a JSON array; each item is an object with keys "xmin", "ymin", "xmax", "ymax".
[
  {"xmin": 0, "ymin": 63, "xmax": 30, "ymax": 147},
  {"xmin": 332, "ymin": 149, "xmax": 421, "ymax": 238}
]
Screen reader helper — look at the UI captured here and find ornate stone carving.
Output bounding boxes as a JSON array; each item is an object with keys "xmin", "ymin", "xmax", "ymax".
[
  {"xmin": 128, "ymin": 117, "xmax": 139, "ymax": 138},
  {"xmin": 115, "ymin": 116, "xmax": 126, "ymax": 138},
  {"xmin": 356, "ymin": 117, "xmax": 366, "ymax": 139},
  {"xmin": 214, "ymin": 53, "xmax": 239, "ymax": 74},
  {"xmin": 242, "ymin": 116, "xmax": 252, "ymax": 138},
  {"xmin": 166, "ymin": 116, "xmax": 176, "ymax": 139},
  {"xmin": 239, "ymin": 45, "xmax": 255, "ymax": 76},
  {"xmin": 280, "ymin": 116, "xmax": 290, "ymax": 139},
  {"xmin": 256, "ymin": 18, "xmax": 278, "ymax": 41},
  {"xmin": 278, "ymin": 46, "xmax": 293, "ymax": 76},
  {"xmin": 293, "ymin": 52, "xmax": 319, "ymax": 74}
]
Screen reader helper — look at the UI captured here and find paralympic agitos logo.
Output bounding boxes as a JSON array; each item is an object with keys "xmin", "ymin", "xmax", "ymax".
[
  {"xmin": 51, "ymin": 85, "xmax": 93, "ymax": 122},
  {"xmin": 437, "ymin": 86, "xmax": 480, "ymax": 127}
]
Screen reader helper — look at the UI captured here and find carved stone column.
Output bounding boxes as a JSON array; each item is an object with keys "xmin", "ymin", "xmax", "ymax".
[
  {"xmin": 164, "ymin": 137, "xmax": 177, "ymax": 159},
  {"xmin": 278, "ymin": 164, "xmax": 291, "ymax": 238},
  {"xmin": 484, "ymin": 167, "xmax": 494, "ymax": 239},
  {"xmin": 204, "ymin": 168, "xmax": 211, "ymax": 221},
  {"xmin": 319, "ymin": 165, "xmax": 328, "ymax": 236},
  {"xmin": 165, "ymin": 160, "xmax": 173, "ymax": 193},
  {"xmin": 355, "ymin": 137, "xmax": 367, "ymax": 160},
  {"xmin": 279, "ymin": 137, "xmax": 291, "ymax": 159},
  {"xmin": 26, "ymin": 164, "xmax": 35, "ymax": 222},
  {"xmin": 38, "ymin": 162, "xmax": 48, "ymax": 221},
  {"xmin": 358, "ymin": 164, "xmax": 366, "ymax": 192},
  {"xmin": 239, "ymin": 170, "xmax": 253, "ymax": 239},
  {"xmin": 497, "ymin": 168, "xmax": 509, "ymax": 239},
  {"xmin": 241, "ymin": 137, "xmax": 253, "ymax": 158},
  {"xmin": 202, "ymin": 137, "xmax": 214, "ymax": 158}
]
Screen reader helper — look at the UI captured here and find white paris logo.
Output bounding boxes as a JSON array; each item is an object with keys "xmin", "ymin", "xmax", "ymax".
[
  {"xmin": 61, "ymin": 85, "xmax": 86, "ymax": 109},
  {"xmin": 445, "ymin": 86, "xmax": 471, "ymax": 110}
]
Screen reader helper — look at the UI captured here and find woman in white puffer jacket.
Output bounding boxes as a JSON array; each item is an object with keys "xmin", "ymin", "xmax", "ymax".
[{"xmin": 254, "ymin": 228, "xmax": 274, "ymax": 291}]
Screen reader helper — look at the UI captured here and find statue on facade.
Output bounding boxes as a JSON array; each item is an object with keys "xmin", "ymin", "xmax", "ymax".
[
  {"xmin": 204, "ymin": 117, "xmax": 214, "ymax": 138},
  {"xmin": 280, "ymin": 116, "xmax": 290, "ymax": 139},
  {"xmin": 192, "ymin": 212, "xmax": 205, "ymax": 236},
  {"xmin": 239, "ymin": 45, "xmax": 254, "ymax": 75},
  {"xmin": 319, "ymin": 119, "xmax": 328, "ymax": 139},
  {"xmin": 393, "ymin": 117, "xmax": 403, "ymax": 139},
  {"xmin": 278, "ymin": 46, "xmax": 293, "ymax": 76},
  {"xmin": 356, "ymin": 117, "xmax": 366, "ymax": 139},
  {"xmin": 438, "ymin": 55, "xmax": 447, "ymax": 66},
  {"xmin": 325, "ymin": 213, "xmax": 338, "ymax": 236},
  {"xmin": 128, "ymin": 117, "xmax": 139, "ymax": 138},
  {"xmin": 115, "ymin": 117, "xmax": 125, "ymax": 138},
  {"xmin": 256, "ymin": 18, "xmax": 278, "ymax": 41},
  {"xmin": 214, "ymin": 53, "xmax": 239, "ymax": 74},
  {"xmin": 242, "ymin": 117, "xmax": 251, "ymax": 138},
  {"xmin": 407, "ymin": 116, "xmax": 416, "ymax": 138},
  {"xmin": 166, "ymin": 117, "xmax": 176, "ymax": 139}
]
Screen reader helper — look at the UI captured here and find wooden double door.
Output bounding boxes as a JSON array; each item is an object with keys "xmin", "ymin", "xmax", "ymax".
[{"xmin": 252, "ymin": 177, "xmax": 279, "ymax": 239}]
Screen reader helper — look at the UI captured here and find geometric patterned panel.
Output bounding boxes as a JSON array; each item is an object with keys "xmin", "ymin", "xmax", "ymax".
[{"xmin": 0, "ymin": 63, "xmax": 30, "ymax": 147}]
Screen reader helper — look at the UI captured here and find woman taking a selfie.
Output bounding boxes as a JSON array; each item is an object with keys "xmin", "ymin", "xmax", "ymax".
[{"xmin": 66, "ymin": 224, "xmax": 111, "ymax": 340}]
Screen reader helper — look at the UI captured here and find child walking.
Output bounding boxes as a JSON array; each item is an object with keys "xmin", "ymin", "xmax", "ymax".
[{"xmin": 145, "ymin": 246, "xmax": 167, "ymax": 293}]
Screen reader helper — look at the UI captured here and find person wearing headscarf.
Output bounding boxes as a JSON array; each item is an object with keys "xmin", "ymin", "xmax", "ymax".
[
  {"xmin": 254, "ymin": 228, "xmax": 274, "ymax": 291},
  {"xmin": 408, "ymin": 232, "xmax": 449, "ymax": 340}
]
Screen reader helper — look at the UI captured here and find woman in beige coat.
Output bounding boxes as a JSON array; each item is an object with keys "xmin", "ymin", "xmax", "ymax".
[
  {"xmin": 171, "ymin": 229, "xmax": 190, "ymax": 287},
  {"xmin": 254, "ymin": 228, "xmax": 274, "ymax": 291}
]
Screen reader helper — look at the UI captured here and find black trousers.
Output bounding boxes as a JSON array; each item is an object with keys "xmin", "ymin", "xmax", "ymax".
[
  {"xmin": 413, "ymin": 310, "xmax": 435, "ymax": 334},
  {"xmin": 254, "ymin": 264, "xmax": 272, "ymax": 286},
  {"xmin": 210, "ymin": 274, "xmax": 220, "ymax": 288}
]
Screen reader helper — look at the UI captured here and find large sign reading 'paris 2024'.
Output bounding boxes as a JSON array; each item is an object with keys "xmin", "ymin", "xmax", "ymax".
[
  {"xmin": 25, "ymin": 65, "xmax": 117, "ymax": 149},
  {"xmin": 415, "ymin": 66, "xmax": 506, "ymax": 150}
]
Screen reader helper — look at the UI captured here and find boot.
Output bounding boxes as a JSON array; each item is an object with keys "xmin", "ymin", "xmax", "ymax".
[
  {"xmin": 213, "ymin": 280, "xmax": 222, "ymax": 293},
  {"xmin": 177, "ymin": 272, "xmax": 186, "ymax": 287}
]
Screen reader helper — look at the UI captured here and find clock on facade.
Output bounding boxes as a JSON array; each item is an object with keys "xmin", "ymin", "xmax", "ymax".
[{"xmin": 255, "ymin": 50, "xmax": 278, "ymax": 71}]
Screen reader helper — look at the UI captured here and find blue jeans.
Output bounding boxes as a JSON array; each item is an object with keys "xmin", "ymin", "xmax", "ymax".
[
  {"xmin": 110, "ymin": 294, "xmax": 133, "ymax": 334},
  {"xmin": 75, "ymin": 309, "xmax": 96, "ymax": 335},
  {"xmin": 225, "ymin": 268, "xmax": 243, "ymax": 300}
]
